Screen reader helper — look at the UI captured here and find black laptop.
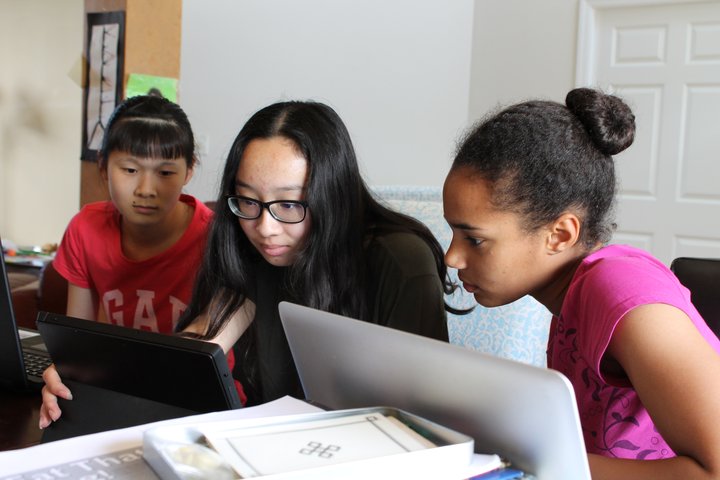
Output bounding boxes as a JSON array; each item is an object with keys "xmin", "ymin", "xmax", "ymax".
[
  {"xmin": 36, "ymin": 311, "xmax": 242, "ymax": 441},
  {"xmin": 0, "ymin": 238, "xmax": 52, "ymax": 392}
]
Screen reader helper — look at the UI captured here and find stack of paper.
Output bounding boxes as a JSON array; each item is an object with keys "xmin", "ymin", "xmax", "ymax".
[
  {"xmin": 204, "ymin": 412, "xmax": 434, "ymax": 477},
  {"xmin": 143, "ymin": 406, "xmax": 502, "ymax": 479}
]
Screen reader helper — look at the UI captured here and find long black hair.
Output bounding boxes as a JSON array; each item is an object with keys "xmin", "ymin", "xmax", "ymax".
[
  {"xmin": 177, "ymin": 101, "xmax": 458, "ymax": 339},
  {"xmin": 452, "ymin": 88, "xmax": 636, "ymax": 248}
]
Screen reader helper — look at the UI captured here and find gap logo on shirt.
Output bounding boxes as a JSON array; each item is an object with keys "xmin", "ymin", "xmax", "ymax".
[{"xmin": 101, "ymin": 289, "xmax": 187, "ymax": 333}]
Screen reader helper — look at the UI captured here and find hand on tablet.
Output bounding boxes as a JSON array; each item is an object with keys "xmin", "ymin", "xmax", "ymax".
[{"xmin": 39, "ymin": 364, "xmax": 73, "ymax": 429}]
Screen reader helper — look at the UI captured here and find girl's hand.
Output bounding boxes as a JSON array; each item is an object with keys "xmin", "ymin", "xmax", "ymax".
[{"xmin": 39, "ymin": 364, "xmax": 73, "ymax": 429}]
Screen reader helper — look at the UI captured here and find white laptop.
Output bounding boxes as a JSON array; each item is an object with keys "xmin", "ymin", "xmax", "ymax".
[{"xmin": 279, "ymin": 301, "xmax": 591, "ymax": 480}]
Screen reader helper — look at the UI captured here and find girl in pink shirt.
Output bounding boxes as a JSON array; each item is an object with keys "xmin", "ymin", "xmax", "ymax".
[{"xmin": 443, "ymin": 88, "xmax": 720, "ymax": 479}]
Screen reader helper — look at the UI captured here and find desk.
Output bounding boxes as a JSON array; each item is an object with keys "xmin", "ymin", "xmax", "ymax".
[
  {"xmin": 0, "ymin": 389, "xmax": 42, "ymax": 451},
  {"xmin": 4, "ymin": 256, "xmax": 48, "ymax": 277},
  {"xmin": 0, "ymin": 398, "xmax": 507, "ymax": 479},
  {"xmin": 0, "ymin": 396, "xmax": 322, "ymax": 478}
]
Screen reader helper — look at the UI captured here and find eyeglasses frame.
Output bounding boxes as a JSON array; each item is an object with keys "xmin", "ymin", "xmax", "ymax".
[{"xmin": 225, "ymin": 194, "xmax": 309, "ymax": 224}]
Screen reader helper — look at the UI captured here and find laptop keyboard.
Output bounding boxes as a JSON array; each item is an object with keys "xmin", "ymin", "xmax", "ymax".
[{"xmin": 23, "ymin": 351, "xmax": 52, "ymax": 377}]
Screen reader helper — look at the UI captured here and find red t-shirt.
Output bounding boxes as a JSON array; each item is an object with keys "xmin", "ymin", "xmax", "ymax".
[{"xmin": 54, "ymin": 194, "xmax": 213, "ymax": 333}]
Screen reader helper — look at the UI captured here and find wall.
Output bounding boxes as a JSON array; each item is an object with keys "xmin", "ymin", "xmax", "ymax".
[
  {"xmin": 0, "ymin": 0, "xmax": 83, "ymax": 246},
  {"xmin": 469, "ymin": 0, "xmax": 579, "ymax": 120},
  {"xmin": 1, "ymin": 0, "xmax": 582, "ymax": 244},
  {"xmin": 179, "ymin": 0, "xmax": 475, "ymax": 200},
  {"xmin": 179, "ymin": 0, "xmax": 580, "ymax": 201}
]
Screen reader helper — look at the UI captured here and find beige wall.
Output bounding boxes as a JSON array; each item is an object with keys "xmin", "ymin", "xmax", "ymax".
[
  {"xmin": 0, "ymin": 0, "xmax": 83, "ymax": 246},
  {"xmin": 469, "ymin": 0, "xmax": 579, "ymax": 121},
  {"xmin": 179, "ymin": 0, "xmax": 475, "ymax": 196},
  {"xmin": 179, "ymin": 0, "xmax": 583, "ymax": 196}
]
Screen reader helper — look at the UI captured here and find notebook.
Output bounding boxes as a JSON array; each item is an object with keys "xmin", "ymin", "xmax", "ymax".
[
  {"xmin": 279, "ymin": 301, "xmax": 591, "ymax": 480},
  {"xmin": 36, "ymin": 312, "xmax": 242, "ymax": 441},
  {"xmin": 0, "ymin": 238, "xmax": 52, "ymax": 392}
]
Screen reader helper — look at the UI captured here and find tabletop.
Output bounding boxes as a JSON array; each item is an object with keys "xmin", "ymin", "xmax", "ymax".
[{"xmin": 0, "ymin": 389, "xmax": 43, "ymax": 451}]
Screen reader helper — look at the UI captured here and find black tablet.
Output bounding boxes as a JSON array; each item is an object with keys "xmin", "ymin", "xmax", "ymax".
[{"xmin": 37, "ymin": 311, "xmax": 241, "ymax": 440}]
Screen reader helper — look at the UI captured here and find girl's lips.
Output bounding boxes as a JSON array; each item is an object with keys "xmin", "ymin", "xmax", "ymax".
[
  {"xmin": 261, "ymin": 244, "xmax": 289, "ymax": 257},
  {"xmin": 459, "ymin": 277, "xmax": 478, "ymax": 293},
  {"xmin": 133, "ymin": 205, "xmax": 158, "ymax": 214}
]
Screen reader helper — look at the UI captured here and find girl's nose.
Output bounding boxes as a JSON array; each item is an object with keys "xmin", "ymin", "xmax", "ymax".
[
  {"xmin": 444, "ymin": 240, "xmax": 466, "ymax": 270},
  {"xmin": 134, "ymin": 173, "xmax": 157, "ymax": 197},
  {"xmin": 255, "ymin": 209, "xmax": 283, "ymax": 236}
]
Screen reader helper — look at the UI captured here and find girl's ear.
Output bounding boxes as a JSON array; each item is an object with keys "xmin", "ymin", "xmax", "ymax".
[
  {"xmin": 183, "ymin": 163, "xmax": 195, "ymax": 186},
  {"xmin": 546, "ymin": 212, "xmax": 581, "ymax": 254},
  {"xmin": 97, "ymin": 153, "xmax": 109, "ymax": 182}
]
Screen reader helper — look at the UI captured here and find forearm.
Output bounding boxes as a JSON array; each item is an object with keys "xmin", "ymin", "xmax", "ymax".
[
  {"xmin": 66, "ymin": 284, "xmax": 98, "ymax": 320},
  {"xmin": 179, "ymin": 300, "xmax": 255, "ymax": 353},
  {"xmin": 589, "ymin": 453, "xmax": 720, "ymax": 480}
]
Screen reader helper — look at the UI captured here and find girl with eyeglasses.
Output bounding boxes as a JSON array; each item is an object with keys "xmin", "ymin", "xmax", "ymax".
[
  {"xmin": 39, "ymin": 95, "xmax": 215, "ymax": 427},
  {"xmin": 443, "ymin": 88, "xmax": 720, "ymax": 478},
  {"xmin": 174, "ymin": 100, "xmax": 456, "ymax": 406}
]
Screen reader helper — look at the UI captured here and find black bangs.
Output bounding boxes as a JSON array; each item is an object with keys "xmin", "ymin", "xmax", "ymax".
[{"xmin": 104, "ymin": 116, "xmax": 194, "ymax": 165}]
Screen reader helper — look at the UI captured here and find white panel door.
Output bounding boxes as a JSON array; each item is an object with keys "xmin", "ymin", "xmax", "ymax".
[{"xmin": 584, "ymin": 1, "xmax": 720, "ymax": 265}]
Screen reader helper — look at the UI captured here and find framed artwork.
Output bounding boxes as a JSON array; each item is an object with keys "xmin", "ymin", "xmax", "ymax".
[{"xmin": 81, "ymin": 11, "xmax": 125, "ymax": 161}]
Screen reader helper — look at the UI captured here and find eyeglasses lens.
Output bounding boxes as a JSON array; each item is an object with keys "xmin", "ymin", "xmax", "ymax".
[
  {"xmin": 228, "ymin": 197, "xmax": 260, "ymax": 219},
  {"xmin": 269, "ymin": 202, "xmax": 305, "ymax": 223}
]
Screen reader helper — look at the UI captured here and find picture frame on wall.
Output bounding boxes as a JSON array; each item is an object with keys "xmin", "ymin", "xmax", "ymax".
[{"xmin": 81, "ymin": 11, "xmax": 125, "ymax": 161}]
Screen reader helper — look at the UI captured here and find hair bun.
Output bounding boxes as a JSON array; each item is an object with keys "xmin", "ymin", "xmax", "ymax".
[{"xmin": 565, "ymin": 88, "xmax": 636, "ymax": 156}]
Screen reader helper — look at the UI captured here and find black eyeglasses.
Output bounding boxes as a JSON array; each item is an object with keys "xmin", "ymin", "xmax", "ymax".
[{"xmin": 225, "ymin": 195, "xmax": 309, "ymax": 224}]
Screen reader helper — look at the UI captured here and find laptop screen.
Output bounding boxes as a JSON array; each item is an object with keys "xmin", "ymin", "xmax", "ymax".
[
  {"xmin": 0, "ymin": 239, "xmax": 40, "ymax": 391},
  {"xmin": 279, "ymin": 301, "xmax": 591, "ymax": 480}
]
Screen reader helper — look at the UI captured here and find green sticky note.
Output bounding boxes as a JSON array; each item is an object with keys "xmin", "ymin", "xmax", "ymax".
[{"xmin": 126, "ymin": 73, "xmax": 178, "ymax": 102}]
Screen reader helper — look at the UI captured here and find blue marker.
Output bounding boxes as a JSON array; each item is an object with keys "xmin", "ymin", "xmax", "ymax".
[{"xmin": 470, "ymin": 468, "xmax": 526, "ymax": 480}]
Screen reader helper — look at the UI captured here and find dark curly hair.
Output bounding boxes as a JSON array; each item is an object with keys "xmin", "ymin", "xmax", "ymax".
[{"xmin": 451, "ymin": 88, "xmax": 635, "ymax": 248}]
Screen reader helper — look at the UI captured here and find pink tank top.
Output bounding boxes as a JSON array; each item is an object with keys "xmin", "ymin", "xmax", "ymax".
[{"xmin": 547, "ymin": 244, "xmax": 720, "ymax": 459}]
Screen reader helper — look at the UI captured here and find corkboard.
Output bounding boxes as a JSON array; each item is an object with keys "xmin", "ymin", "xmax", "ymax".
[{"xmin": 124, "ymin": 0, "xmax": 182, "ymax": 87}]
